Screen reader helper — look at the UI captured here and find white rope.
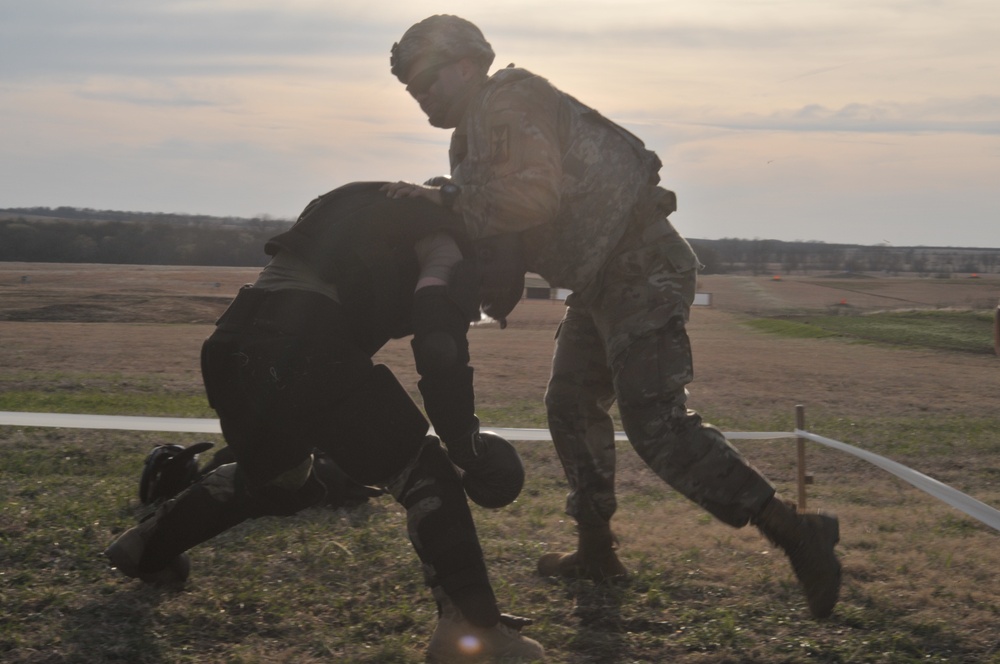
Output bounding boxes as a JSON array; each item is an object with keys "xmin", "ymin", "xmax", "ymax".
[
  {"xmin": 0, "ymin": 411, "xmax": 223, "ymax": 433},
  {"xmin": 794, "ymin": 429, "xmax": 1000, "ymax": 533},
  {"xmin": 2, "ymin": 411, "xmax": 997, "ymax": 532},
  {"xmin": 0, "ymin": 412, "xmax": 799, "ymax": 440}
]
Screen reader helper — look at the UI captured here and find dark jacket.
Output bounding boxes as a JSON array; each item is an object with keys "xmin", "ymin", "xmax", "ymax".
[{"xmin": 265, "ymin": 181, "xmax": 470, "ymax": 341}]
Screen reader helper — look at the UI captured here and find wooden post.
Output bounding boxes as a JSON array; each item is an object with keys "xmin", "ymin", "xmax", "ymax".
[
  {"xmin": 994, "ymin": 302, "xmax": 999, "ymax": 357},
  {"xmin": 796, "ymin": 404, "xmax": 808, "ymax": 510}
]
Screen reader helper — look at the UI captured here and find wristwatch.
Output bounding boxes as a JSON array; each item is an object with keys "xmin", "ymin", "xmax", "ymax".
[{"xmin": 439, "ymin": 182, "xmax": 461, "ymax": 211}]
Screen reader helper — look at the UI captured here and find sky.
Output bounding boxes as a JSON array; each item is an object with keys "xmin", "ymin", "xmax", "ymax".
[{"xmin": 2, "ymin": 0, "xmax": 998, "ymax": 247}]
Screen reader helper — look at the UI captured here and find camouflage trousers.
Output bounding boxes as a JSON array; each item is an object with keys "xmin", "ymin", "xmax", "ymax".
[{"xmin": 544, "ymin": 225, "xmax": 775, "ymax": 528}]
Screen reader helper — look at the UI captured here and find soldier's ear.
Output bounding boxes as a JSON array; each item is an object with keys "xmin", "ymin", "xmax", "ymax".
[{"xmin": 455, "ymin": 57, "xmax": 483, "ymax": 81}]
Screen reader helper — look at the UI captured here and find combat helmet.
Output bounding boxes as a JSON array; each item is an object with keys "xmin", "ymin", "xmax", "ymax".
[{"xmin": 391, "ymin": 15, "xmax": 495, "ymax": 82}]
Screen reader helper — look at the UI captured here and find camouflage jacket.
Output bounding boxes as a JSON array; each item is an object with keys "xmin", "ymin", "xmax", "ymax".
[{"xmin": 450, "ymin": 66, "xmax": 676, "ymax": 296}]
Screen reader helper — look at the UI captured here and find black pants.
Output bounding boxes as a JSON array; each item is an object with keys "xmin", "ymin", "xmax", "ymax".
[
  {"xmin": 193, "ymin": 288, "xmax": 498, "ymax": 622},
  {"xmin": 200, "ymin": 288, "xmax": 426, "ymax": 490}
]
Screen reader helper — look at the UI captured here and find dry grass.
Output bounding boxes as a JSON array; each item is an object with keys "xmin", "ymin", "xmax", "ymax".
[{"xmin": 2, "ymin": 264, "xmax": 1000, "ymax": 663}]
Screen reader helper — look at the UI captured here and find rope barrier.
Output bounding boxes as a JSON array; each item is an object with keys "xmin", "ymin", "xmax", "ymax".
[
  {"xmin": 2, "ymin": 411, "xmax": 997, "ymax": 532},
  {"xmin": 795, "ymin": 429, "xmax": 1000, "ymax": 533},
  {"xmin": 0, "ymin": 411, "xmax": 223, "ymax": 434},
  {"xmin": 0, "ymin": 412, "xmax": 801, "ymax": 440}
]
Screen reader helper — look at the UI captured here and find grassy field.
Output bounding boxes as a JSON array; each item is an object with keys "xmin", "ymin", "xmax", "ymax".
[
  {"xmin": 747, "ymin": 310, "xmax": 997, "ymax": 355},
  {"xmin": 2, "ymin": 267, "xmax": 1000, "ymax": 663}
]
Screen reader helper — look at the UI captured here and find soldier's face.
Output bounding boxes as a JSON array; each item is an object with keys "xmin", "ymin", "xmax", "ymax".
[{"xmin": 405, "ymin": 58, "xmax": 476, "ymax": 129}]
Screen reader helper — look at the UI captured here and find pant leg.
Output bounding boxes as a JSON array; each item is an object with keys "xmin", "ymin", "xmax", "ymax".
[
  {"xmin": 544, "ymin": 305, "xmax": 619, "ymax": 526},
  {"xmin": 613, "ymin": 328, "xmax": 775, "ymax": 527},
  {"xmin": 388, "ymin": 438, "xmax": 500, "ymax": 627},
  {"xmin": 202, "ymin": 322, "xmax": 388, "ymax": 490},
  {"xmin": 201, "ymin": 328, "xmax": 340, "ymax": 489},
  {"xmin": 595, "ymin": 231, "xmax": 775, "ymax": 528}
]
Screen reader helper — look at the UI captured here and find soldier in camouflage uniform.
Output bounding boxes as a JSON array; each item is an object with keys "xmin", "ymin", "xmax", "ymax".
[{"xmin": 386, "ymin": 15, "xmax": 842, "ymax": 620}]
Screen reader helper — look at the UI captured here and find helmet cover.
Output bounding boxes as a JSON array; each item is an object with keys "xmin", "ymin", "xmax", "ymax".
[{"xmin": 391, "ymin": 15, "xmax": 495, "ymax": 82}]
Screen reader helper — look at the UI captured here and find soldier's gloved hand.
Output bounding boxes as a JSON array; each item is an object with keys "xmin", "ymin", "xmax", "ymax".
[{"xmin": 448, "ymin": 431, "xmax": 525, "ymax": 509}]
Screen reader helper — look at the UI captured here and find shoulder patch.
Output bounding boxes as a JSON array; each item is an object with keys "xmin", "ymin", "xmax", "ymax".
[{"xmin": 490, "ymin": 124, "xmax": 510, "ymax": 165}]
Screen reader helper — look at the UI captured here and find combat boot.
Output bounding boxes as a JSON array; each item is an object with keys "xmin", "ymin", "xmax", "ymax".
[
  {"xmin": 753, "ymin": 497, "xmax": 842, "ymax": 619},
  {"xmin": 426, "ymin": 590, "xmax": 545, "ymax": 663},
  {"xmin": 536, "ymin": 523, "xmax": 628, "ymax": 582},
  {"xmin": 104, "ymin": 515, "xmax": 191, "ymax": 586}
]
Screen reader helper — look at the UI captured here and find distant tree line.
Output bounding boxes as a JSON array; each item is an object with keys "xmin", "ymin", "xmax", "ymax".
[
  {"xmin": 1, "ymin": 207, "xmax": 997, "ymax": 274},
  {"xmin": 2, "ymin": 205, "xmax": 268, "ymax": 228},
  {"xmin": 0, "ymin": 213, "xmax": 291, "ymax": 267},
  {"xmin": 690, "ymin": 238, "xmax": 1000, "ymax": 276}
]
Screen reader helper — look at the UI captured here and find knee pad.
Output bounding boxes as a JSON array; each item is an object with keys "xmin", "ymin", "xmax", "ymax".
[
  {"xmin": 251, "ymin": 455, "xmax": 328, "ymax": 517},
  {"xmin": 199, "ymin": 461, "xmax": 242, "ymax": 499},
  {"xmin": 199, "ymin": 459, "xmax": 326, "ymax": 518},
  {"xmin": 390, "ymin": 436, "xmax": 463, "ymax": 504},
  {"xmin": 251, "ymin": 471, "xmax": 327, "ymax": 517},
  {"xmin": 319, "ymin": 364, "xmax": 429, "ymax": 486}
]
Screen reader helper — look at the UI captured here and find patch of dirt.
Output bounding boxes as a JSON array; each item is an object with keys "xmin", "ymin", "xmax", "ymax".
[
  {"xmin": 690, "ymin": 273, "xmax": 1000, "ymax": 421},
  {"xmin": 0, "ymin": 263, "xmax": 252, "ymax": 325},
  {"xmin": 1, "ymin": 263, "xmax": 998, "ymax": 425},
  {"xmin": 0, "ymin": 294, "xmax": 233, "ymax": 324}
]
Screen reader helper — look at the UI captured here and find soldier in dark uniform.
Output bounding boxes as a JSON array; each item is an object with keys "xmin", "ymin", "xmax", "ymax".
[
  {"xmin": 385, "ymin": 15, "xmax": 842, "ymax": 620},
  {"xmin": 104, "ymin": 181, "xmax": 545, "ymax": 663}
]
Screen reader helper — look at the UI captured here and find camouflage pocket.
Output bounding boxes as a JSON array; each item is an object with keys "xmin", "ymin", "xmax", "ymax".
[
  {"xmin": 611, "ymin": 324, "xmax": 693, "ymax": 409},
  {"xmin": 661, "ymin": 238, "xmax": 702, "ymax": 273}
]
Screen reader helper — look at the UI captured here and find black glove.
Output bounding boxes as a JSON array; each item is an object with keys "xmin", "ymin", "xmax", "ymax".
[{"xmin": 448, "ymin": 431, "xmax": 525, "ymax": 509}]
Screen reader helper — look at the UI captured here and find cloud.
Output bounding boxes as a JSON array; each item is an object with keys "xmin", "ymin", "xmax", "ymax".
[
  {"xmin": 0, "ymin": 0, "xmax": 394, "ymax": 80},
  {"xmin": 649, "ymin": 97, "xmax": 1000, "ymax": 136},
  {"xmin": 1, "ymin": 0, "xmax": 997, "ymax": 247},
  {"xmin": 74, "ymin": 85, "xmax": 218, "ymax": 109}
]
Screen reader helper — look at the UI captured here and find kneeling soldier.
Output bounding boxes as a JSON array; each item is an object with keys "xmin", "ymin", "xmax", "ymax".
[{"xmin": 105, "ymin": 181, "xmax": 544, "ymax": 663}]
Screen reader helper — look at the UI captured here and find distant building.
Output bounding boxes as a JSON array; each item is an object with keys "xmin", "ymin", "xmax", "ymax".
[{"xmin": 525, "ymin": 273, "xmax": 707, "ymax": 305}]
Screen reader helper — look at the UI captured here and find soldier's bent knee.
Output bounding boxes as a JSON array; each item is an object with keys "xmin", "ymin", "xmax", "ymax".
[{"xmin": 628, "ymin": 410, "xmax": 775, "ymax": 528}]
